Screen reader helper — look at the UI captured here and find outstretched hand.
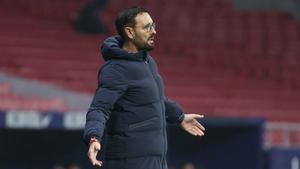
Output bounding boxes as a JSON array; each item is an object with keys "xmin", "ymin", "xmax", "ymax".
[
  {"xmin": 88, "ymin": 140, "xmax": 103, "ymax": 167},
  {"xmin": 180, "ymin": 114, "xmax": 205, "ymax": 136}
]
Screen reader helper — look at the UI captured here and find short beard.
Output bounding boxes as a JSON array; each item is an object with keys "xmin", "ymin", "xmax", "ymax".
[
  {"xmin": 139, "ymin": 44, "xmax": 154, "ymax": 51},
  {"xmin": 133, "ymin": 37, "xmax": 154, "ymax": 51}
]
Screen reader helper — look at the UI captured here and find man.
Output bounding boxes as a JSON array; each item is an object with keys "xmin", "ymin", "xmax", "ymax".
[{"xmin": 83, "ymin": 6, "xmax": 205, "ymax": 169}]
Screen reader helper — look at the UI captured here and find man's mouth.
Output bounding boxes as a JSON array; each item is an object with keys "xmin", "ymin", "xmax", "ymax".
[{"xmin": 149, "ymin": 37, "xmax": 155, "ymax": 43}]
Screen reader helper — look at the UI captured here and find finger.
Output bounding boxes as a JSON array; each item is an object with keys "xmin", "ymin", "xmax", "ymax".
[
  {"xmin": 194, "ymin": 120, "xmax": 205, "ymax": 131},
  {"xmin": 92, "ymin": 160, "xmax": 103, "ymax": 167},
  {"xmin": 95, "ymin": 143, "xmax": 101, "ymax": 151},
  {"xmin": 188, "ymin": 128, "xmax": 198, "ymax": 136},
  {"xmin": 190, "ymin": 126, "xmax": 202, "ymax": 136},
  {"xmin": 193, "ymin": 126, "xmax": 204, "ymax": 136},
  {"xmin": 88, "ymin": 148, "xmax": 99, "ymax": 166},
  {"xmin": 190, "ymin": 114, "xmax": 204, "ymax": 119},
  {"xmin": 89, "ymin": 154, "xmax": 102, "ymax": 167}
]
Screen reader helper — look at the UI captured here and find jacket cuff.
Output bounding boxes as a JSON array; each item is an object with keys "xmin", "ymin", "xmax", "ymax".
[
  {"xmin": 178, "ymin": 113, "xmax": 185, "ymax": 124},
  {"xmin": 83, "ymin": 134, "xmax": 101, "ymax": 146}
]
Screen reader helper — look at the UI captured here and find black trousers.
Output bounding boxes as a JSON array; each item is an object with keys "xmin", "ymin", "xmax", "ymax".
[{"xmin": 104, "ymin": 156, "xmax": 168, "ymax": 169}]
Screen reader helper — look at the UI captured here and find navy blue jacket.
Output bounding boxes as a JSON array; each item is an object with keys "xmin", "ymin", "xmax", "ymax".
[{"xmin": 83, "ymin": 36, "xmax": 184, "ymax": 159}]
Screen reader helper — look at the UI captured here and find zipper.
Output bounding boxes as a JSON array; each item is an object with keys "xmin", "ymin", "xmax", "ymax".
[
  {"xmin": 144, "ymin": 59, "xmax": 166, "ymax": 169},
  {"xmin": 128, "ymin": 116, "xmax": 158, "ymax": 130}
]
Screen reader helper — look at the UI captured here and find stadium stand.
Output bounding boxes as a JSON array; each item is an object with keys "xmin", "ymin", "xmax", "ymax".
[
  {"xmin": 0, "ymin": 0, "xmax": 300, "ymax": 119},
  {"xmin": 0, "ymin": 0, "xmax": 300, "ymax": 148},
  {"xmin": 0, "ymin": 83, "xmax": 66, "ymax": 111}
]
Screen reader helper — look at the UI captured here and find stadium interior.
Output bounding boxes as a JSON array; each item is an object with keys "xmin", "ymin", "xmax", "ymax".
[{"xmin": 0, "ymin": 0, "xmax": 300, "ymax": 169}]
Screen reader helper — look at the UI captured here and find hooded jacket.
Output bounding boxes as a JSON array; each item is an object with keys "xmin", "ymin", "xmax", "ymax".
[{"xmin": 83, "ymin": 36, "xmax": 184, "ymax": 159}]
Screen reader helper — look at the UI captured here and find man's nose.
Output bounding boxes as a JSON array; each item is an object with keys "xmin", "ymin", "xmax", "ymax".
[{"xmin": 151, "ymin": 28, "xmax": 156, "ymax": 34}]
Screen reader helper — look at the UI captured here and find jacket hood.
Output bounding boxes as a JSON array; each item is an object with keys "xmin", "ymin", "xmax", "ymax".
[{"xmin": 101, "ymin": 36, "xmax": 148, "ymax": 61}]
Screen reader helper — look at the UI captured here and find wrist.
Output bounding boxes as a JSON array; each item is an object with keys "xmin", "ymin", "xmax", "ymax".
[{"xmin": 89, "ymin": 137, "xmax": 99, "ymax": 145}]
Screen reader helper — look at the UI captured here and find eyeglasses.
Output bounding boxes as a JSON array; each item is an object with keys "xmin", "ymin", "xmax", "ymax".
[
  {"xmin": 134, "ymin": 22, "xmax": 156, "ymax": 32},
  {"xmin": 143, "ymin": 22, "xmax": 156, "ymax": 32}
]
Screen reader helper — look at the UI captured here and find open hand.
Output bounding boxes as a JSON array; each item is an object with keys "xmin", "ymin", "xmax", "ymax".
[
  {"xmin": 181, "ymin": 114, "xmax": 205, "ymax": 136},
  {"xmin": 88, "ymin": 140, "xmax": 103, "ymax": 167}
]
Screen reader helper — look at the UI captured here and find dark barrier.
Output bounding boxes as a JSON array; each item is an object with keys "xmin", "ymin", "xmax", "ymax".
[
  {"xmin": 0, "ymin": 129, "xmax": 90, "ymax": 169},
  {"xmin": 0, "ymin": 116, "xmax": 264, "ymax": 169},
  {"xmin": 268, "ymin": 148, "xmax": 300, "ymax": 169},
  {"xmin": 167, "ymin": 117, "xmax": 265, "ymax": 169}
]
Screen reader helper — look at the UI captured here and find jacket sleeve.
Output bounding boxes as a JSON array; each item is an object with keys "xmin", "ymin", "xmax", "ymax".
[
  {"xmin": 164, "ymin": 96, "xmax": 185, "ymax": 125},
  {"xmin": 83, "ymin": 64, "xmax": 128, "ymax": 145}
]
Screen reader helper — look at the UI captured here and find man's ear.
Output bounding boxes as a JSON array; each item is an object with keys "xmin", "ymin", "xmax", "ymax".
[{"xmin": 124, "ymin": 27, "xmax": 135, "ymax": 40}]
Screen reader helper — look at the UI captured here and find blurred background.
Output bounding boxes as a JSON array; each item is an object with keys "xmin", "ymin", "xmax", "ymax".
[{"xmin": 0, "ymin": 0, "xmax": 300, "ymax": 169}]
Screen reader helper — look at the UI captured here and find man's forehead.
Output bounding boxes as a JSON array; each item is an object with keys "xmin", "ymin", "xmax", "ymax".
[{"xmin": 135, "ymin": 12, "xmax": 153, "ymax": 26}]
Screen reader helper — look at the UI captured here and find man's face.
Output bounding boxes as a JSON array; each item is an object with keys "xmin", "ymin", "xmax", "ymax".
[{"xmin": 131, "ymin": 12, "xmax": 156, "ymax": 51}]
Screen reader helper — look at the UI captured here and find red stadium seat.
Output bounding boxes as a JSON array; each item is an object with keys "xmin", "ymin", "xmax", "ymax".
[{"xmin": 0, "ymin": 0, "xmax": 300, "ymax": 123}]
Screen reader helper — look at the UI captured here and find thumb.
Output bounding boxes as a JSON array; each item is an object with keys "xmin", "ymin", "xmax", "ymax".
[
  {"xmin": 95, "ymin": 143, "xmax": 101, "ymax": 151},
  {"xmin": 190, "ymin": 114, "xmax": 204, "ymax": 119}
]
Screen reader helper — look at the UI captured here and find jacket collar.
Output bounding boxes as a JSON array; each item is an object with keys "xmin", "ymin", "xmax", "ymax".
[{"xmin": 101, "ymin": 36, "xmax": 148, "ymax": 61}]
